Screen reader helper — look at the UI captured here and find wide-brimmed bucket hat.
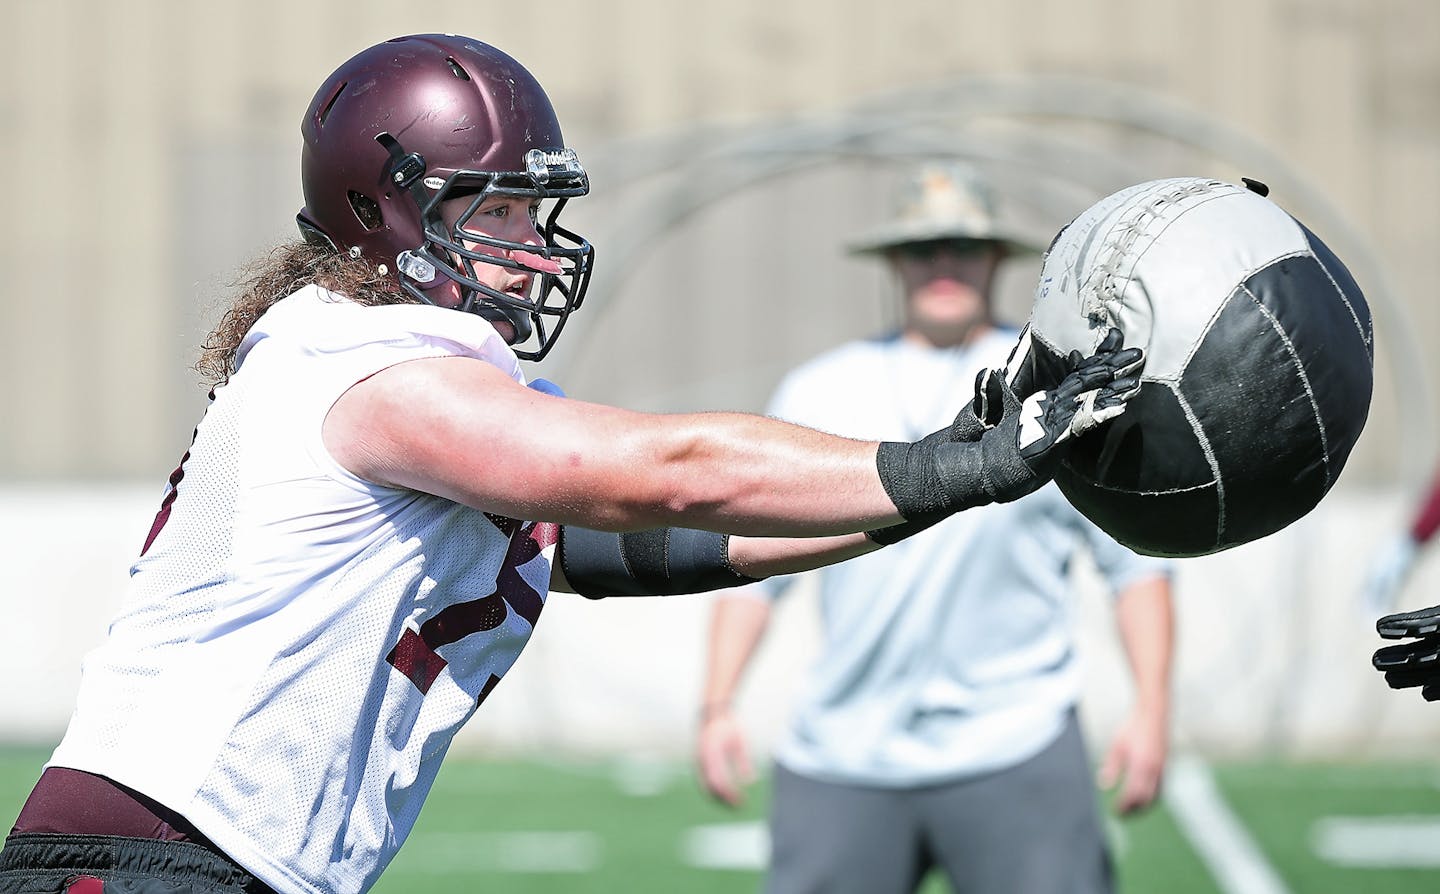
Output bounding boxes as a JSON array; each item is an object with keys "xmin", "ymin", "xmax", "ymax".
[{"xmin": 847, "ymin": 162, "xmax": 1043, "ymax": 256}]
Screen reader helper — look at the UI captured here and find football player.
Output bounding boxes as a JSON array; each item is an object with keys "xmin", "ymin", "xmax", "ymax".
[{"xmin": 0, "ymin": 34, "xmax": 1140, "ymax": 894}]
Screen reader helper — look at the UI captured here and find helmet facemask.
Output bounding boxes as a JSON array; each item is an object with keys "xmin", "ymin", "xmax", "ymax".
[
  {"xmin": 297, "ymin": 35, "xmax": 594, "ymax": 360},
  {"xmin": 385, "ymin": 138, "xmax": 594, "ymax": 361}
]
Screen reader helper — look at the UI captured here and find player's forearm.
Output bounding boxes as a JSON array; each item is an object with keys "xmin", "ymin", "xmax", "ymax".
[
  {"xmin": 702, "ymin": 595, "xmax": 773, "ymax": 716},
  {"xmin": 726, "ymin": 531, "xmax": 879, "ymax": 579},
  {"xmin": 596, "ymin": 411, "xmax": 902, "ymax": 536},
  {"xmin": 1116, "ymin": 576, "xmax": 1175, "ymax": 717}
]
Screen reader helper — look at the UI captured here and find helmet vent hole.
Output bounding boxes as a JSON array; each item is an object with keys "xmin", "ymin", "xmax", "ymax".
[
  {"xmin": 445, "ymin": 58, "xmax": 470, "ymax": 81},
  {"xmin": 316, "ymin": 81, "xmax": 346, "ymax": 126},
  {"xmin": 347, "ymin": 190, "xmax": 383, "ymax": 231}
]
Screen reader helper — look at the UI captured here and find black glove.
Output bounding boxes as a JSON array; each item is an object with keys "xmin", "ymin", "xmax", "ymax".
[
  {"xmin": 997, "ymin": 323, "xmax": 1053, "ymax": 403},
  {"xmin": 961, "ymin": 325, "xmax": 1142, "ymax": 438},
  {"xmin": 921, "ymin": 363, "xmax": 1008, "ymax": 448},
  {"xmin": 1373, "ymin": 604, "xmax": 1440, "ymax": 701},
  {"xmin": 1012, "ymin": 328, "xmax": 1143, "ymax": 466},
  {"xmin": 870, "ymin": 327, "xmax": 1142, "ymax": 544}
]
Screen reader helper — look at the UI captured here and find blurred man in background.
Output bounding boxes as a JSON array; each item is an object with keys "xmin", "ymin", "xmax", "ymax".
[{"xmin": 696, "ymin": 163, "xmax": 1175, "ymax": 894}]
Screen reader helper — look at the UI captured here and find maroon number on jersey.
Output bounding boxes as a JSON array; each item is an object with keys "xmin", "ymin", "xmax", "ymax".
[
  {"xmin": 385, "ymin": 518, "xmax": 558, "ymax": 699},
  {"xmin": 140, "ymin": 452, "xmax": 190, "ymax": 556},
  {"xmin": 140, "ymin": 397, "xmax": 210, "ymax": 556}
]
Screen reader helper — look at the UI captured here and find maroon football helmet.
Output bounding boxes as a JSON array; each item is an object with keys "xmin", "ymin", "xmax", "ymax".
[{"xmin": 297, "ymin": 34, "xmax": 593, "ymax": 360}]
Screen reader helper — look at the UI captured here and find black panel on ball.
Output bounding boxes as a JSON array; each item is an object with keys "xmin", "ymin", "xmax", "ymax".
[
  {"xmin": 1056, "ymin": 382, "xmax": 1222, "ymax": 555},
  {"xmin": 1056, "ymin": 474, "xmax": 1221, "ymax": 557},
  {"xmin": 1287, "ymin": 223, "xmax": 1375, "ymax": 475},
  {"xmin": 1295, "ymin": 220, "xmax": 1373, "ymax": 364},
  {"xmin": 1060, "ymin": 382, "xmax": 1214, "ymax": 493},
  {"xmin": 1020, "ymin": 331, "xmax": 1078, "ymax": 398},
  {"xmin": 1182, "ymin": 262, "xmax": 1331, "ymax": 549}
]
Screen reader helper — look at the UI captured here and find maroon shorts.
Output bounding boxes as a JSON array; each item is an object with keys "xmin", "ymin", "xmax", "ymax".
[
  {"xmin": 1, "ymin": 768, "xmax": 274, "ymax": 893},
  {"xmin": 12, "ymin": 768, "xmax": 200, "ymax": 843}
]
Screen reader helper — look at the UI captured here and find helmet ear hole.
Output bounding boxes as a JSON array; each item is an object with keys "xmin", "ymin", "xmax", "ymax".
[
  {"xmin": 315, "ymin": 81, "xmax": 346, "ymax": 126},
  {"xmin": 347, "ymin": 191, "xmax": 383, "ymax": 231},
  {"xmin": 445, "ymin": 57, "xmax": 471, "ymax": 81}
]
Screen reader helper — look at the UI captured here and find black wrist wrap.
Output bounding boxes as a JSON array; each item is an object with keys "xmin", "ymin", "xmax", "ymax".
[
  {"xmin": 870, "ymin": 437, "xmax": 1004, "ymax": 544},
  {"xmin": 875, "ymin": 440, "xmax": 956, "ymax": 519},
  {"xmin": 558, "ymin": 525, "xmax": 759, "ymax": 598}
]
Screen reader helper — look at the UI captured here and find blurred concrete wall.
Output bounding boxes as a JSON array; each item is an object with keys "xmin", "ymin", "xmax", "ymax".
[
  {"xmin": 5, "ymin": 483, "xmax": 1439, "ymax": 759},
  {"xmin": 2, "ymin": 0, "xmax": 1439, "ymax": 757},
  {"xmin": 0, "ymin": 0, "xmax": 1435, "ymax": 482}
]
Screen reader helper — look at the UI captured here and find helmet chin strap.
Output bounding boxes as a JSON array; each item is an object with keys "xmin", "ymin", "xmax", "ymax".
[
  {"xmin": 406, "ymin": 246, "xmax": 536, "ymax": 346},
  {"xmin": 457, "ymin": 247, "xmax": 543, "ymax": 347},
  {"xmin": 474, "ymin": 302, "xmax": 533, "ymax": 344}
]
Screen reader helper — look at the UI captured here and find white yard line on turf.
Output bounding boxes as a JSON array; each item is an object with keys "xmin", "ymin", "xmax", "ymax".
[
  {"xmin": 400, "ymin": 830, "xmax": 601, "ymax": 873},
  {"xmin": 681, "ymin": 821, "xmax": 769, "ymax": 870},
  {"xmin": 1166, "ymin": 755, "xmax": 1291, "ymax": 894},
  {"xmin": 1312, "ymin": 815, "xmax": 1440, "ymax": 868}
]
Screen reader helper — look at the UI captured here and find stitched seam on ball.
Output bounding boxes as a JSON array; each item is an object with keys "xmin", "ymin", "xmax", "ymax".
[
  {"xmin": 1063, "ymin": 480, "xmax": 1217, "ymax": 496},
  {"xmin": 1234, "ymin": 250, "xmax": 1310, "ymax": 282},
  {"xmin": 1298, "ymin": 225, "xmax": 1374, "ymax": 363},
  {"xmin": 1076, "ymin": 184, "xmax": 1180, "ymax": 329},
  {"xmin": 1171, "ymin": 382, "xmax": 1226, "ymax": 547},
  {"xmin": 1082, "ymin": 182, "xmax": 1232, "ymax": 337},
  {"xmin": 1241, "ymin": 282, "xmax": 1332, "ymax": 489},
  {"xmin": 1172, "ymin": 250, "xmax": 1311, "ymax": 379},
  {"xmin": 1103, "ymin": 183, "xmax": 1232, "ymax": 287},
  {"xmin": 1032, "ymin": 328, "xmax": 1062, "ymax": 361}
]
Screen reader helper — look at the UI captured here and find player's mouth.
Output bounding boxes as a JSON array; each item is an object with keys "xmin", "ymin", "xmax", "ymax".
[{"xmin": 503, "ymin": 276, "xmax": 531, "ymax": 299}]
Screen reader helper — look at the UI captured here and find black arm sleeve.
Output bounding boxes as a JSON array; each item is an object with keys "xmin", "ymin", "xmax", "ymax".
[{"xmin": 557, "ymin": 525, "xmax": 761, "ymax": 599}]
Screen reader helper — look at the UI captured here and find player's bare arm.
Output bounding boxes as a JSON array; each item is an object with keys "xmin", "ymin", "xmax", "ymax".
[
  {"xmin": 329, "ymin": 311, "xmax": 1141, "ymax": 601},
  {"xmin": 325, "ymin": 354, "xmax": 902, "ymax": 536}
]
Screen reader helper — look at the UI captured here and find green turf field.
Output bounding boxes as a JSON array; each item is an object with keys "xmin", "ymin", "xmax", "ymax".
[{"xmin": 0, "ymin": 746, "xmax": 1436, "ymax": 892}]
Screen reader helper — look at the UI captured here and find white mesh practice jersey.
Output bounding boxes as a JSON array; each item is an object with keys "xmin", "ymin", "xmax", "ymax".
[{"xmin": 49, "ymin": 286, "xmax": 557, "ymax": 894}]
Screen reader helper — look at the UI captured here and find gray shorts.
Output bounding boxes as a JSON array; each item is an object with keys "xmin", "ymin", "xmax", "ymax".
[{"xmin": 764, "ymin": 711, "xmax": 1112, "ymax": 894}]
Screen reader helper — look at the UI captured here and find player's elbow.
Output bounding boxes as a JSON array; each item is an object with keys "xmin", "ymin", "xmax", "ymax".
[{"xmin": 618, "ymin": 427, "xmax": 747, "ymax": 528}]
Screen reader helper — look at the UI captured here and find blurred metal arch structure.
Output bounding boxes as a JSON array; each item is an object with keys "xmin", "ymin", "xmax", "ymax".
[{"xmin": 558, "ymin": 73, "xmax": 1430, "ymax": 485}]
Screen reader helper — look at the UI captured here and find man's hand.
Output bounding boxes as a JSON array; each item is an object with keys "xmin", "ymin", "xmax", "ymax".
[
  {"xmin": 954, "ymin": 325, "xmax": 1141, "ymax": 440},
  {"xmin": 1373, "ymin": 604, "xmax": 1440, "ymax": 701},
  {"xmin": 1097, "ymin": 707, "xmax": 1168, "ymax": 815},
  {"xmin": 696, "ymin": 705, "xmax": 755, "ymax": 807},
  {"xmin": 938, "ymin": 326, "xmax": 1144, "ymax": 498},
  {"xmin": 1014, "ymin": 329, "xmax": 1142, "ymax": 463},
  {"xmin": 870, "ymin": 328, "xmax": 1143, "ymax": 543}
]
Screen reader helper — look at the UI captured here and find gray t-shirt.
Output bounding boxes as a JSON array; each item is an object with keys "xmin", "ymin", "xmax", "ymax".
[{"xmin": 746, "ymin": 327, "xmax": 1169, "ymax": 787}]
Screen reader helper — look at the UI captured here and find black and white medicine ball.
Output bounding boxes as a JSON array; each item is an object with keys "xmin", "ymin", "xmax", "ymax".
[{"xmin": 1023, "ymin": 177, "xmax": 1374, "ymax": 557}]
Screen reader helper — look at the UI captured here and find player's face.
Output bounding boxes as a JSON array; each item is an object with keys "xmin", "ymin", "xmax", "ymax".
[
  {"xmin": 890, "ymin": 240, "xmax": 1003, "ymax": 345},
  {"xmin": 435, "ymin": 194, "xmax": 563, "ymax": 341}
]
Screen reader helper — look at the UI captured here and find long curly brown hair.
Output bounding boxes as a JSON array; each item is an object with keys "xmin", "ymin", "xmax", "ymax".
[{"xmin": 196, "ymin": 242, "xmax": 417, "ymax": 386}]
